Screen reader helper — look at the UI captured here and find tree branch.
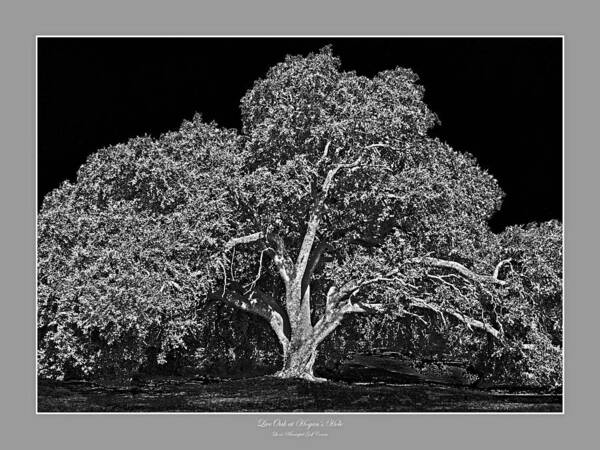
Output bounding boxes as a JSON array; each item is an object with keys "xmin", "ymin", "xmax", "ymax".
[
  {"xmin": 265, "ymin": 232, "xmax": 293, "ymax": 287},
  {"xmin": 407, "ymin": 299, "xmax": 503, "ymax": 341},
  {"xmin": 322, "ymin": 254, "xmax": 506, "ymax": 321},
  {"xmin": 340, "ymin": 298, "xmax": 503, "ymax": 341},
  {"xmin": 294, "ymin": 156, "xmax": 365, "ymax": 287},
  {"xmin": 342, "ymin": 302, "xmax": 387, "ymax": 314},
  {"xmin": 493, "ymin": 258, "xmax": 512, "ymax": 280},
  {"xmin": 301, "ymin": 241, "xmax": 332, "ymax": 298},
  {"xmin": 208, "ymin": 285, "xmax": 291, "ymax": 342},
  {"xmin": 223, "ymin": 231, "xmax": 293, "ymax": 287},
  {"xmin": 326, "ymin": 268, "xmax": 413, "ymax": 308},
  {"xmin": 316, "ymin": 140, "xmax": 332, "ymax": 166},
  {"xmin": 244, "ymin": 248, "xmax": 267, "ymax": 293},
  {"xmin": 427, "ymin": 273, "xmax": 463, "ymax": 293},
  {"xmin": 224, "ymin": 231, "xmax": 265, "ymax": 251},
  {"xmin": 342, "ymin": 301, "xmax": 429, "ymax": 324},
  {"xmin": 408, "ymin": 257, "xmax": 508, "ymax": 286},
  {"xmin": 309, "ymin": 249, "xmax": 509, "ymax": 348}
]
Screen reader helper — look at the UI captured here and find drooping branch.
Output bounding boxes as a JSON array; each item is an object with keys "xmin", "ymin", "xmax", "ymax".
[
  {"xmin": 326, "ymin": 269, "xmax": 411, "ymax": 309},
  {"xmin": 341, "ymin": 298, "xmax": 503, "ymax": 341},
  {"xmin": 208, "ymin": 284, "xmax": 291, "ymax": 345},
  {"xmin": 319, "ymin": 254, "xmax": 508, "ymax": 326},
  {"xmin": 408, "ymin": 257, "xmax": 508, "ymax": 286},
  {"xmin": 311, "ymin": 254, "xmax": 509, "ymax": 347},
  {"xmin": 406, "ymin": 299, "xmax": 503, "ymax": 341},
  {"xmin": 311, "ymin": 297, "xmax": 394, "ymax": 348},
  {"xmin": 339, "ymin": 300, "xmax": 428, "ymax": 324}
]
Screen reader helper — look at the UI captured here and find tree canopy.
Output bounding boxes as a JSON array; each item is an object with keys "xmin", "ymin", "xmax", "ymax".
[{"xmin": 38, "ymin": 47, "xmax": 562, "ymax": 385}]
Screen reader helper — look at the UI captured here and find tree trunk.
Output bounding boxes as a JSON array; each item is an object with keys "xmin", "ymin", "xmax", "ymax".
[
  {"xmin": 275, "ymin": 342, "xmax": 323, "ymax": 381},
  {"xmin": 273, "ymin": 297, "xmax": 343, "ymax": 382},
  {"xmin": 271, "ymin": 279, "xmax": 329, "ymax": 381}
]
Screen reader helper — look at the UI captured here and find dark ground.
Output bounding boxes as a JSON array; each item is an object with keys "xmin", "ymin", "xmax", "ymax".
[{"xmin": 37, "ymin": 376, "xmax": 562, "ymax": 413}]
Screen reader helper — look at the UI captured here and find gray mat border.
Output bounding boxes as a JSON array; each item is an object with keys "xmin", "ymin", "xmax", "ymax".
[{"xmin": 1, "ymin": 1, "xmax": 596, "ymax": 449}]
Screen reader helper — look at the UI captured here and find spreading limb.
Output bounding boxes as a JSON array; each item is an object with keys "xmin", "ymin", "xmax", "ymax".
[
  {"xmin": 341, "ymin": 299, "xmax": 503, "ymax": 341},
  {"xmin": 208, "ymin": 285, "xmax": 291, "ymax": 344},
  {"xmin": 408, "ymin": 257, "xmax": 507, "ymax": 286}
]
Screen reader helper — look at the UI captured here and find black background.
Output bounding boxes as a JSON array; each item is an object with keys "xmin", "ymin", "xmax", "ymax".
[{"xmin": 37, "ymin": 37, "xmax": 562, "ymax": 232}]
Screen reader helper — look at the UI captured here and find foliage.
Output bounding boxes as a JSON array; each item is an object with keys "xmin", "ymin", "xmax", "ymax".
[
  {"xmin": 38, "ymin": 117, "xmax": 242, "ymax": 378},
  {"xmin": 38, "ymin": 47, "xmax": 562, "ymax": 385},
  {"xmin": 318, "ymin": 220, "xmax": 563, "ymax": 388},
  {"xmin": 472, "ymin": 220, "xmax": 563, "ymax": 387}
]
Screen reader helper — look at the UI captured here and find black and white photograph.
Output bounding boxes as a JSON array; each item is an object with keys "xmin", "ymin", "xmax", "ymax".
[{"xmin": 36, "ymin": 36, "xmax": 563, "ymax": 413}]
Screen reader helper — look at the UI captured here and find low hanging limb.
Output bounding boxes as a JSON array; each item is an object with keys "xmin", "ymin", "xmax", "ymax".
[
  {"xmin": 207, "ymin": 284, "xmax": 291, "ymax": 343},
  {"xmin": 314, "ymin": 254, "xmax": 510, "ymax": 344},
  {"xmin": 338, "ymin": 298, "xmax": 503, "ymax": 341},
  {"xmin": 408, "ymin": 257, "xmax": 508, "ymax": 286},
  {"xmin": 406, "ymin": 298, "xmax": 503, "ymax": 341}
]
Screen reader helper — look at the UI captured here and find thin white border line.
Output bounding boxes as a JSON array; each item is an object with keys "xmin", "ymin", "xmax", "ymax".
[
  {"xmin": 36, "ymin": 35, "xmax": 565, "ymax": 38},
  {"xmin": 561, "ymin": 35, "xmax": 566, "ymax": 415},
  {"xmin": 35, "ymin": 35, "xmax": 565, "ymax": 416},
  {"xmin": 38, "ymin": 412, "xmax": 563, "ymax": 415},
  {"xmin": 35, "ymin": 35, "xmax": 39, "ymax": 416}
]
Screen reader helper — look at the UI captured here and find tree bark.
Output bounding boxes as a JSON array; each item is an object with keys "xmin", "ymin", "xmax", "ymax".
[
  {"xmin": 275, "ymin": 341, "xmax": 322, "ymax": 381},
  {"xmin": 273, "ymin": 283, "xmax": 325, "ymax": 380}
]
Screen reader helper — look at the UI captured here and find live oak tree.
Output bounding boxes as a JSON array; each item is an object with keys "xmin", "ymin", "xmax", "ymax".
[{"xmin": 38, "ymin": 47, "xmax": 562, "ymax": 382}]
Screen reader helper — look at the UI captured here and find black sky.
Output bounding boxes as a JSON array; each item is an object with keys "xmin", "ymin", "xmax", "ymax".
[{"xmin": 37, "ymin": 37, "xmax": 563, "ymax": 232}]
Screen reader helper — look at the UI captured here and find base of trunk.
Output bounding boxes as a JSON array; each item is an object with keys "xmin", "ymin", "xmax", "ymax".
[
  {"xmin": 273, "ymin": 369, "xmax": 327, "ymax": 382},
  {"xmin": 273, "ymin": 346, "xmax": 325, "ymax": 382}
]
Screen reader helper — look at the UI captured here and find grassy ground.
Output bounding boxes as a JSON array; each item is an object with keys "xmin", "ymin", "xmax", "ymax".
[{"xmin": 37, "ymin": 376, "xmax": 562, "ymax": 412}]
